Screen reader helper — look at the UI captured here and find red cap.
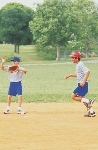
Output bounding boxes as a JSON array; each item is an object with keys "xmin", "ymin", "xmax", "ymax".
[{"xmin": 70, "ymin": 51, "xmax": 81, "ymax": 58}]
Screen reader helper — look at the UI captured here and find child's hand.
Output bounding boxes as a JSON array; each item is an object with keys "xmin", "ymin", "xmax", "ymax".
[
  {"xmin": 2, "ymin": 57, "xmax": 6, "ymax": 63},
  {"xmin": 65, "ymin": 75, "xmax": 69, "ymax": 79},
  {"xmin": 80, "ymin": 81, "xmax": 85, "ymax": 87}
]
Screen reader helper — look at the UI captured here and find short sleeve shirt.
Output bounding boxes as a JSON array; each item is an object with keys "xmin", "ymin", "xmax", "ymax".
[
  {"xmin": 76, "ymin": 61, "xmax": 90, "ymax": 83},
  {"xmin": 4, "ymin": 66, "xmax": 25, "ymax": 82}
]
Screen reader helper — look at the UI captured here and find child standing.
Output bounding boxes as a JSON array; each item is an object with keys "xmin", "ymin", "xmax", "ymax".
[
  {"xmin": 65, "ymin": 51, "xmax": 96, "ymax": 117},
  {"xmin": 1, "ymin": 57, "xmax": 27, "ymax": 114}
]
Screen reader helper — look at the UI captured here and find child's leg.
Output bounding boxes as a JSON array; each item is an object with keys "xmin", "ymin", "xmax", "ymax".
[
  {"xmin": 71, "ymin": 93, "xmax": 90, "ymax": 104},
  {"xmin": 17, "ymin": 95, "xmax": 25, "ymax": 114},
  {"xmin": 4, "ymin": 95, "xmax": 12, "ymax": 114},
  {"xmin": 71, "ymin": 93, "xmax": 82, "ymax": 102},
  {"xmin": 18, "ymin": 95, "xmax": 22, "ymax": 107},
  {"xmin": 71, "ymin": 94, "xmax": 95, "ymax": 115},
  {"xmin": 7, "ymin": 95, "xmax": 12, "ymax": 106}
]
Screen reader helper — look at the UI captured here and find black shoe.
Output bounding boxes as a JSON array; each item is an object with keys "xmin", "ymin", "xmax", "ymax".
[{"xmin": 84, "ymin": 111, "xmax": 96, "ymax": 117}]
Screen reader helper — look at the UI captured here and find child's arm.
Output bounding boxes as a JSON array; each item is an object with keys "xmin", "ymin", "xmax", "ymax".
[
  {"xmin": 1, "ymin": 57, "xmax": 6, "ymax": 70},
  {"xmin": 19, "ymin": 68, "xmax": 27, "ymax": 74},
  {"xmin": 80, "ymin": 71, "xmax": 90, "ymax": 86},
  {"xmin": 65, "ymin": 73, "xmax": 77, "ymax": 79}
]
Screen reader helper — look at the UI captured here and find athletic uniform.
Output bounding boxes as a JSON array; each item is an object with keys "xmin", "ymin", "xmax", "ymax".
[
  {"xmin": 4, "ymin": 66, "xmax": 25, "ymax": 96},
  {"xmin": 67, "ymin": 51, "xmax": 96, "ymax": 117},
  {"xmin": 73, "ymin": 61, "xmax": 90, "ymax": 96}
]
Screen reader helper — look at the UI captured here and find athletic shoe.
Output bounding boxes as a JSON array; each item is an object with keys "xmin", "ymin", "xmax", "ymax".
[
  {"xmin": 17, "ymin": 109, "xmax": 25, "ymax": 114},
  {"xmin": 87, "ymin": 99, "xmax": 94, "ymax": 110},
  {"xmin": 4, "ymin": 109, "xmax": 10, "ymax": 114},
  {"xmin": 84, "ymin": 111, "xmax": 96, "ymax": 117}
]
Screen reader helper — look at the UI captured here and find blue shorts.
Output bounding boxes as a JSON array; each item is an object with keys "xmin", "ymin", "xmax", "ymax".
[
  {"xmin": 73, "ymin": 82, "xmax": 88, "ymax": 96},
  {"xmin": 8, "ymin": 81, "xmax": 22, "ymax": 96}
]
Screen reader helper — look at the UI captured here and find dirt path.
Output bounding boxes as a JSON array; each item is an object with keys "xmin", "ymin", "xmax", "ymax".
[
  {"xmin": 0, "ymin": 102, "xmax": 98, "ymax": 150},
  {"xmin": 22, "ymin": 59, "xmax": 98, "ymax": 66}
]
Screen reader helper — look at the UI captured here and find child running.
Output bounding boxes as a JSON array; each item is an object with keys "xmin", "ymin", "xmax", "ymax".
[{"xmin": 65, "ymin": 51, "xmax": 96, "ymax": 117}]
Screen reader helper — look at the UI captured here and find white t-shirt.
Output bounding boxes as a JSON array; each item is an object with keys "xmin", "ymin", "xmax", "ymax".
[
  {"xmin": 4, "ymin": 66, "xmax": 25, "ymax": 82},
  {"xmin": 76, "ymin": 61, "xmax": 90, "ymax": 83}
]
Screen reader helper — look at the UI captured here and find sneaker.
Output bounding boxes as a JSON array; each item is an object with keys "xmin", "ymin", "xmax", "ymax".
[
  {"xmin": 90, "ymin": 111, "xmax": 96, "ymax": 117},
  {"xmin": 17, "ymin": 109, "xmax": 25, "ymax": 114},
  {"xmin": 87, "ymin": 99, "xmax": 94, "ymax": 110},
  {"xmin": 84, "ymin": 111, "xmax": 96, "ymax": 117},
  {"xmin": 4, "ymin": 109, "xmax": 10, "ymax": 114}
]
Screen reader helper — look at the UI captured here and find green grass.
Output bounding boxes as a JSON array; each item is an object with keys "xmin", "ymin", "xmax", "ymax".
[
  {"xmin": 0, "ymin": 44, "xmax": 98, "ymax": 64},
  {"xmin": 0, "ymin": 44, "xmax": 98, "ymax": 103},
  {"xmin": 0, "ymin": 62, "xmax": 98, "ymax": 103},
  {"xmin": 0, "ymin": 44, "xmax": 39, "ymax": 63}
]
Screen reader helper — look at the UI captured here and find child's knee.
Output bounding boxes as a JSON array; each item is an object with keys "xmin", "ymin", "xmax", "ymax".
[{"xmin": 71, "ymin": 95, "xmax": 75, "ymax": 100}]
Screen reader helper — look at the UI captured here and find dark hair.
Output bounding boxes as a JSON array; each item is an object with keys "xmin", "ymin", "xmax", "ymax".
[{"xmin": 78, "ymin": 58, "xmax": 81, "ymax": 61}]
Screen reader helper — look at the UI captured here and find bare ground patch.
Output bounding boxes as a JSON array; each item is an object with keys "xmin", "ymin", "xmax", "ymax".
[{"xmin": 0, "ymin": 102, "xmax": 98, "ymax": 150}]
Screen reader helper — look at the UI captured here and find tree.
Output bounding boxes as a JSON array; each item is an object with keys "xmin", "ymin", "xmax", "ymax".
[
  {"xmin": 29, "ymin": 0, "xmax": 80, "ymax": 60},
  {"xmin": 0, "ymin": 2, "xmax": 34, "ymax": 53},
  {"xmin": 73, "ymin": 0, "xmax": 98, "ymax": 57}
]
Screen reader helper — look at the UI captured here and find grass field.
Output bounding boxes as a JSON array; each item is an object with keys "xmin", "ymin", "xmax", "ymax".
[{"xmin": 0, "ymin": 44, "xmax": 98, "ymax": 103}]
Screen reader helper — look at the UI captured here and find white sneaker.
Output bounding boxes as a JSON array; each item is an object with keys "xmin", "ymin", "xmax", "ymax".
[
  {"xmin": 4, "ymin": 109, "xmax": 10, "ymax": 114},
  {"xmin": 17, "ymin": 109, "xmax": 25, "ymax": 114}
]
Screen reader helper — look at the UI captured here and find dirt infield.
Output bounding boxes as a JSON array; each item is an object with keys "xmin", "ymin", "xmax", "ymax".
[{"xmin": 0, "ymin": 102, "xmax": 98, "ymax": 150}]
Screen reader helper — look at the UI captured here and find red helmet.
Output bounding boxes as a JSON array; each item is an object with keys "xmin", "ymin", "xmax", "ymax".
[{"xmin": 70, "ymin": 51, "xmax": 81, "ymax": 58}]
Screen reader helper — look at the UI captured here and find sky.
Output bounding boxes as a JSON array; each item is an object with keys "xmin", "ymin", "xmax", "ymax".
[
  {"xmin": 0, "ymin": 0, "xmax": 44, "ymax": 9},
  {"xmin": 0, "ymin": 0, "xmax": 98, "ymax": 9}
]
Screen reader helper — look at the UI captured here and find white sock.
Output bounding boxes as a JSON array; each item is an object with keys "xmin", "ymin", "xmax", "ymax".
[
  {"xmin": 18, "ymin": 107, "xmax": 21, "ymax": 110},
  {"xmin": 81, "ymin": 98, "xmax": 89, "ymax": 103},
  {"xmin": 89, "ymin": 108, "xmax": 94, "ymax": 113},
  {"xmin": 7, "ymin": 106, "xmax": 10, "ymax": 110}
]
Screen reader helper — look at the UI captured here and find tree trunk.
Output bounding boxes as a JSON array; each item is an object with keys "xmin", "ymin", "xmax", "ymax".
[
  {"xmin": 14, "ymin": 44, "xmax": 17, "ymax": 53},
  {"xmin": 56, "ymin": 44, "xmax": 60, "ymax": 61},
  {"xmin": 14, "ymin": 44, "xmax": 19, "ymax": 53},
  {"xmin": 17, "ymin": 44, "xmax": 19, "ymax": 54},
  {"xmin": 85, "ymin": 41, "xmax": 89, "ymax": 58}
]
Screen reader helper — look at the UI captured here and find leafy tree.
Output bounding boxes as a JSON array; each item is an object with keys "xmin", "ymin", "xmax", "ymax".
[
  {"xmin": 29, "ymin": 0, "xmax": 81, "ymax": 60},
  {"xmin": 73, "ymin": 0, "xmax": 98, "ymax": 57},
  {"xmin": 0, "ymin": 3, "xmax": 34, "ymax": 53}
]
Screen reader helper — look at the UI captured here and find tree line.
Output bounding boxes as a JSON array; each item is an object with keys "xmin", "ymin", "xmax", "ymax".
[{"xmin": 0, "ymin": 0, "xmax": 98, "ymax": 60}]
